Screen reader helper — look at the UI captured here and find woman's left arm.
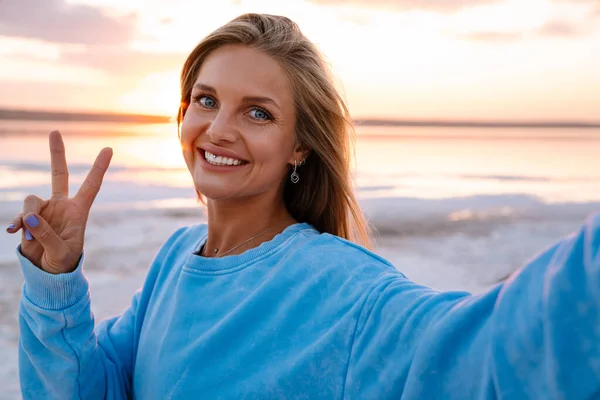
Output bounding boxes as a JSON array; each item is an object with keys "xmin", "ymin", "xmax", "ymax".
[{"xmin": 344, "ymin": 213, "xmax": 600, "ymax": 399}]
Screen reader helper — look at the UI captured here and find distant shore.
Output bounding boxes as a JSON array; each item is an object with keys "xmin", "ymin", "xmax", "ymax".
[
  {"xmin": 0, "ymin": 108, "xmax": 172, "ymax": 124},
  {"xmin": 353, "ymin": 119, "xmax": 600, "ymax": 129},
  {"xmin": 1, "ymin": 108, "xmax": 599, "ymax": 129}
]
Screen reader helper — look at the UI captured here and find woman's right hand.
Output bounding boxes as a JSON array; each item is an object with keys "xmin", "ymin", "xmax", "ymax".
[{"xmin": 6, "ymin": 130, "xmax": 113, "ymax": 274}]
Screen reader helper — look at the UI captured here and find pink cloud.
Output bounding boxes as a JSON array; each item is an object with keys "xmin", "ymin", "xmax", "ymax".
[
  {"xmin": 306, "ymin": 0, "xmax": 500, "ymax": 13},
  {"xmin": 0, "ymin": 0, "xmax": 136, "ymax": 45}
]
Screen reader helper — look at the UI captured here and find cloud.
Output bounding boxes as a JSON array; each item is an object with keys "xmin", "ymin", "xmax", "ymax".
[
  {"xmin": 0, "ymin": 0, "xmax": 136, "ymax": 45},
  {"xmin": 339, "ymin": 12, "xmax": 371, "ymax": 26},
  {"xmin": 0, "ymin": 37, "xmax": 61, "ymax": 62},
  {"xmin": 458, "ymin": 31, "xmax": 524, "ymax": 42},
  {"xmin": 537, "ymin": 20, "xmax": 581, "ymax": 37},
  {"xmin": 0, "ymin": 80, "xmax": 120, "ymax": 112},
  {"xmin": 552, "ymin": 0, "xmax": 597, "ymax": 3},
  {"xmin": 458, "ymin": 20, "xmax": 584, "ymax": 43},
  {"xmin": 307, "ymin": 0, "xmax": 501, "ymax": 13},
  {"xmin": 60, "ymin": 48, "xmax": 187, "ymax": 76},
  {"xmin": 551, "ymin": 0, "xmax": 600, "ymax": 17}
]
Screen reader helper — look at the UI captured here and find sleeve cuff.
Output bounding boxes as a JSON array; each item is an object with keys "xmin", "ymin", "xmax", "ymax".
[{"xmin": 16, "ymin": 245, "xmax": 89, "ymax": 310}]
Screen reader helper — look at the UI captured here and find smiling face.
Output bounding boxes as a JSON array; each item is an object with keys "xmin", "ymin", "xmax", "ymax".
[{"xmin": 180, "ymin": 44, "xmax": 303, "ymax": 202}]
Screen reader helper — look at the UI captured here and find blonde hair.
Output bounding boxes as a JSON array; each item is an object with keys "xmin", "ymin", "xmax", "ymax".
[{"xmin": 177, "ymin": 13, "xmax": 372, "ymax": 248}]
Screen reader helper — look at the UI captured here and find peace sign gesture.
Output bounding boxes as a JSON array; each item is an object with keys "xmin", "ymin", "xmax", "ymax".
[{"xmin": 6, "ymin": 131, "xmax": 113, "ymax": 274}]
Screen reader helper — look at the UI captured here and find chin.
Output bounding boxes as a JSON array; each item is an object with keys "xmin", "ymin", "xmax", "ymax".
[
  {"xmin": 194, "ymin": 184, "xmax": 229, "ymax": 201},
  {"xmin": 193, "ymin": 179, "xmax": 249, "ymax": 202}
]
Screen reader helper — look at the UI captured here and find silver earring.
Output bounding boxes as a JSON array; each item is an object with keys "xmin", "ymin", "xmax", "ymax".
[{"xmin": 290, "ymin": 160, "xmax": 300, "ymax": 183}]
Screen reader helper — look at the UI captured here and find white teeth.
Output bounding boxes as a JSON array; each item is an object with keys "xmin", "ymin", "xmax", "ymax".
[{"xmin": 204, "ymin": 151, "xmax": 244, "ymax": 166}]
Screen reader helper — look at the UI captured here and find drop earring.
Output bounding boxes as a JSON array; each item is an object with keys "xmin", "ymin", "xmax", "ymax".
[{"xmin": 290, "ymin": 160, "xmax": 300, "ymax": 183}]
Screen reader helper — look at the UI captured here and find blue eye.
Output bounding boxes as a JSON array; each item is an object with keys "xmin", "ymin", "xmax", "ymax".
[
  {"xmin": 249, "ymin": 108, "xmax": 272, "ymax": 121},
  {"xmin": 197, "ymin": 95, "xmax": 216, "ymax": 108}
]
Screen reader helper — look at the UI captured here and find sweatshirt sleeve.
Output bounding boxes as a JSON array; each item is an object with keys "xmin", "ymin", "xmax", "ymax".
[
  {"xmin": 345, "ymin": 213, "xmax": 600, "ymax": 399},
  {"xmin": 17, "ymin": 228, "xmax": 185, "ymax": 400}
]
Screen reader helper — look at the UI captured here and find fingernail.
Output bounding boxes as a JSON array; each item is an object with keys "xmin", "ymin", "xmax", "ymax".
[
  {"xmin": 25, "ymin": 229, "xmax": 33, "ymax": 241},
  {"xmin": 7, "ymin": 223, "xmax": 15, "ymax": 231},
  {"xmin": 25, "ymin": 214, "xmax": 39, "ymax": 228}
]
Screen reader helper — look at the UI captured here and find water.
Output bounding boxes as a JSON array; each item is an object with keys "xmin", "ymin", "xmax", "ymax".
[
  {"xmin": 355, "ymin": 126, "xmax": 600, "ymax": 203},
  {"xmin": 1, "ymin": 120, "xmax": 599, "ymax": 221}
]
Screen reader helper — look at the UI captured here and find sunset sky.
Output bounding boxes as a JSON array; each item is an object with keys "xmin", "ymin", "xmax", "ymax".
[{"xmin": 0, "ymin": 0, "xmax": 599, "ymax": 121}]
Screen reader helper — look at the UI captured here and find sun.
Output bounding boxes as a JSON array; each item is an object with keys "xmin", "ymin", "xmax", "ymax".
[{"xmin": 116, "ymin": 70, "xmax": 182, "ymax": 117}]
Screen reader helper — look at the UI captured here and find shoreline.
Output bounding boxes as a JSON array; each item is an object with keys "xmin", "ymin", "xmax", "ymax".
[{"xmin": 2, "ymin": 108, "xmax": 600, "ymax": 129}]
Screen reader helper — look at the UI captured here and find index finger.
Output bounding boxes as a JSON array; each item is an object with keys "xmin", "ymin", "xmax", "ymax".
[
  {"xmin": 49, "ymin": 130, "xmax": 69, "ymax": 198},
  {"xmin": 74, "ymin": 147, "xmax": 113, "ymax": 211}
]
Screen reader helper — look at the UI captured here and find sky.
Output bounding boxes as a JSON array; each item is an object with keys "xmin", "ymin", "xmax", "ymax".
[{"xmin": 0, "ymin": 0, "xmax": 599, "ymax": 121}]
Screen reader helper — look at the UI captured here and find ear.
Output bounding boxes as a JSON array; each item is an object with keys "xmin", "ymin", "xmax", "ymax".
[{"xmin": 288, "ymin": 144, "xmax": 311, "ymax": 166}]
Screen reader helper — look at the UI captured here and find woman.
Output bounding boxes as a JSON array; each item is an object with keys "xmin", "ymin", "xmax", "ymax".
[{"xmin": 8, "ymin": 13, "xmax": 600, "ymax": 399}]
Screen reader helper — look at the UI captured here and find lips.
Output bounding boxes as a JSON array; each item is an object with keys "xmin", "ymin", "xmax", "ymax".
[{"xmin": 198, "ymin": 144, "xmax": 249, "ymax": 162}]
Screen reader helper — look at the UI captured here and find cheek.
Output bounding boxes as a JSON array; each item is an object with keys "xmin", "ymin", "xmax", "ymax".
[
  {"xmin": 249, "ymin": 136, "xmax": 287, "ymax": 164},
  {"xmin": 179, "ymin": 114, "xmax": 199, "ymax": 167},
  {"xmin": 249, "ymin": 123, "xmax": 295, "ymax": 157},
  {"xmin": 248, "ymin": 137, "xmax": 294, "ymax": 179},
  {"xmin": 180, "ymin": 112, "xmax": 198, "ymax": 144},
  {"xmin": 181, "ymin": 144, "xmax": 195, "ymax": 170}
]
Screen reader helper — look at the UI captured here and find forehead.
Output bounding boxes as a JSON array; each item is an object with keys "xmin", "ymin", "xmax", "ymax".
[{"xmin": 195, "ymin": 44, "xmax": 292, "ymax": 101}]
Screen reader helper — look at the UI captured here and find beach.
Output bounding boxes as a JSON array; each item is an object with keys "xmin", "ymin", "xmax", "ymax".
[{"xmin": 1, "ymin": 121, "xmax": 599, "ymax": 398}]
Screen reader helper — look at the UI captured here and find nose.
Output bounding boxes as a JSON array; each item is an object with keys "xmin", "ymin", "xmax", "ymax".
[{"xmin": 206, "ymin": 110, "xmax": 238, "ymax": 143}]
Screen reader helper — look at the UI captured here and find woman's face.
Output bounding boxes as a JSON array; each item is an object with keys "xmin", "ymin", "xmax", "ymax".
[{"xmin": 180, "ymin": 44, "xmax": 301, "ymax": 202}]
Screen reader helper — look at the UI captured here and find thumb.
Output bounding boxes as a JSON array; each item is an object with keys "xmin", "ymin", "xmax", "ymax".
[{"xmin": 23, "ymin": 213, "xmax": 67, "ymax": 254}]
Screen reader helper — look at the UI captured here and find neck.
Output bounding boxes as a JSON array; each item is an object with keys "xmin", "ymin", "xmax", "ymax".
[{"xmin": 202, "ymin": 191, "xmax": 297, "ymax": 257}]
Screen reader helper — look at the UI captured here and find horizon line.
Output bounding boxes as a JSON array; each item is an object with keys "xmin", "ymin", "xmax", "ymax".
[{"xmin": 1, "ymin": 107, "xmax": 599, "ymax": 129}]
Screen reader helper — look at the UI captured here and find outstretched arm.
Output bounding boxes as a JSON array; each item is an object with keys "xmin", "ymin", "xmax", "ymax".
[{"xmin": 345, "ymin": 213, "xmax": 600, "ymax": 399}]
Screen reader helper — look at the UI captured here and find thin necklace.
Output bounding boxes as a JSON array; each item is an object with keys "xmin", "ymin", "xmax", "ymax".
[{"xmin": 202, "ymin": 227, "xmax": 273, "ymax": 257}]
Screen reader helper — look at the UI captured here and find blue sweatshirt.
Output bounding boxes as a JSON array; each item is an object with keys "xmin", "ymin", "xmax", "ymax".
[{"xmin": 17, "ymin": 217, "xmax": 600, "ymax": 399}]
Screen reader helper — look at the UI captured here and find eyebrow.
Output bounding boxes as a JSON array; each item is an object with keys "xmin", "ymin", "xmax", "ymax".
[
  {"xmin": 193, "ymin": 83, "xmax": 216, "ymax": 93},
  {"xmin": 193, "ymin": 83, "xmax": 280, "ymax": 110}
]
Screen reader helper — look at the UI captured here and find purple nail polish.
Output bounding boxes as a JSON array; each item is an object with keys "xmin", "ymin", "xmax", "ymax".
[
  {"xmin": 25, "ymin": 214, "xmax": 39, "ymax": 228},
  {"xmin": 25, "ymin": 229, "xmax": 33, "ymax": 241},
  {"xmin": 7, "ymin": 223, "xmax": 15, "ymax": 231}
]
